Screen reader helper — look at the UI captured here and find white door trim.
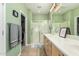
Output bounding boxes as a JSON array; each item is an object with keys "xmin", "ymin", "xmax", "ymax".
[{"xmin": 0, "ymin": 3, "xmax": 6, "ymax": 56}]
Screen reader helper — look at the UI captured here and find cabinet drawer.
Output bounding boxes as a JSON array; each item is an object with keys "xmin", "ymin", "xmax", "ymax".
[
  {"xmin": 45, "ymin": 47, "xmax": 52, "ymax": 56},
  {"xmin": 52, "ymin": 43, "xmax": 59, "ymax": 56}
]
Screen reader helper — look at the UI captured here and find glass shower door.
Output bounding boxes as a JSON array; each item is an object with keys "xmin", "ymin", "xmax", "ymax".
[{"xmin": 31, "ymin": 20, "xmax": 49, "ymax": 45}]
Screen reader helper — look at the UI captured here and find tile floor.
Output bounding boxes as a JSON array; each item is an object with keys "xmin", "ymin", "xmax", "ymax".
[{"xmin": 21, "ymin": 46, "xmax": 40, "ymax": 56}]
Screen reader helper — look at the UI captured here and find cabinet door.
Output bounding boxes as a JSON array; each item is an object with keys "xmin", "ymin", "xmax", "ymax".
[
  {"xmin": 52, "ymin": 43, "xmax": 64, "ymax": 56},
  {"xmin": 52, "ymin": 43, "xmax": 60, "ymax": 56},
  {"xmin": 52, "ymin": 43, "xmax": 58, "ymax": 56},
  {"xmin": 57, "ymin": 49, "xmax": 64, "ymax": 56},
  {"xmin": 44, "ymin": 36, "xmax": 52, "ymax": 56},
  {"xmin": 44, "ymin": 36, "xmax": 48, "ymax": 55},
  {"xmin": 47, "ymin": 40, "xmax": 52, "ymax": 56},
  {"xmin": 44, "ymin": 36, "xmax": 48, "ymax": 46},
  {"xmin": 44, "ymin": 37, "xmax": 49, "ymax": 55}
]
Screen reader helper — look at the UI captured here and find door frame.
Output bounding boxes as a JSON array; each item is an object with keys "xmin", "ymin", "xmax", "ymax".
[
  {"xmin": 74, "ymin": 16, "xmax": 79, "ymax": 35},
  {"xmin": 20, "ymin": 10, "xmax": 27, "ymax": 46},
  {"xmin": 0, "ymin": 3, "xmax": 6, "ymax": 55}
]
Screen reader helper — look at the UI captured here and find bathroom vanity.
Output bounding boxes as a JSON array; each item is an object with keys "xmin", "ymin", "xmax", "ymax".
[{"xmin": 43, "ymin": 34, "xmax": 79, "ymax": 56}]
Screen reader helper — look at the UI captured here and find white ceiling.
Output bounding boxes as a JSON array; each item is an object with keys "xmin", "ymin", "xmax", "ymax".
[
  {"xmin": 25, "ymin": 3, "xmax": 79, "ymax": 14},
  {"xmin": 25, "ymin": 3, "xmax": 52, "ymax": 14}
]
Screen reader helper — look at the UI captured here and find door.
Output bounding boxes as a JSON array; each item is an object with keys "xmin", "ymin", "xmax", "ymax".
[
  {"xmin": 31, "ymin": 20, "xmax": 49, "ymax": 44},
  {"xmin": 77, "ymin": 17, "xmax": 79, "ymax": 35},
  {"xmin": 21, "ymin": 13, "xmax": 25, "ymax": 46}
]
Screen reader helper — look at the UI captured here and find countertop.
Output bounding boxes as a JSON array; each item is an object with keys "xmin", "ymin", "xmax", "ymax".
[{"xmin": 44, "ymin": 34, "xmax": 79, "ymax": 56}]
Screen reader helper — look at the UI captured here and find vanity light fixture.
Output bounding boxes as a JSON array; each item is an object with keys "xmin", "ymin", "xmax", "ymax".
[
  {"xmin": 50, "ymin": 3, "xmax": 62, "ymax": 12},
  {"xmin": 50, "ymin": 3, "xmax": 55, "ymax": 12},
  {"xmin": 54, "ymin": 3, "xmax": 62, "ymax": 12}
]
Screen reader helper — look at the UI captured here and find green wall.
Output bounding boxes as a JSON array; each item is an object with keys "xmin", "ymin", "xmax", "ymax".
[
  {"xmin": 32, "ymin": 14, "xmax": 49, "ymax": 20},
  {"xmin": 6, "ymin": 3, "xmax": 32, "ymax": 56},
  {"xmin": 51, "ymin": 7, "xmax": 79, "ymax": 35},
  {"xmin": 52, "ymin": 13, "xmax": 64, "ymax": 23},
  {"xmin": 51, "ymin": 13, "xmax": 66, "ymax": 34},
  {"xmin": 27, "ymin": 10, "xmax": 32, "ymax": 44},
  {"xmin": 63, "ymin": 7, "xmax": 79, "ymax": 35},
  {"xmin": 63, "ymin": 10, "xmax": 73, "ymax": 34}
]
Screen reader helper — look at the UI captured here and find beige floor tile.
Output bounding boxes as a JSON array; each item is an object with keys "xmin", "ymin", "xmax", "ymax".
[{"xmin": 21, "ymin": 46, "xmax": 40, "ymax": 56}]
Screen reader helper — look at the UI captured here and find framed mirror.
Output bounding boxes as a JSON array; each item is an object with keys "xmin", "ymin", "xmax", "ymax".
[
  {"xmin": 59, "ymin": 27, "xmax": 71, "ymax": 38},
  {"xmin": 59, "ymin": 27, "xmax": 67, "ymax": 38}
]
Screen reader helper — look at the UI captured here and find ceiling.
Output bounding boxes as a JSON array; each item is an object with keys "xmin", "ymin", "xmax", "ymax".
[
  {"xmin": 25, "ymin": 3, "xmax": 79, "ymax": 14},
  {"xmin": 25, "ymin": 3, "xmax": 52, "ymax": 14},
  {"xmin": 54, "ymin": 3, "xmax": 79, "ymax": 14}
]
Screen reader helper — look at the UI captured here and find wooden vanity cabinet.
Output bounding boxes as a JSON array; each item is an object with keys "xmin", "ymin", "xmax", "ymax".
[
  {"xmin": 44, "ymin": 36, "xmax": 64, "ymax": 56},
  {"xmin": 44, "ymin": 36, "xmax": 52, "ymax": 56},
  {"xmin": 52, "ymin": 43, "xmax": 64, "ymax": 56},
  {"xmin": 52, "ymin": 43, "xmax": 59, "ymax": 56}
]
